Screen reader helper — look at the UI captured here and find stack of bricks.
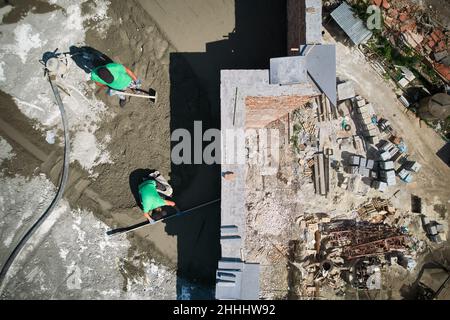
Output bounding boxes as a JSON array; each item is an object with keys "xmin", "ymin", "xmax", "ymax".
[{"xmin": 352, "ymin": 96, "xmax": 379, "ymax": 145}]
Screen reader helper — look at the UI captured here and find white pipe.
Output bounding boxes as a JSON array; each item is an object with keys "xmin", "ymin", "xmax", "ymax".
[{"xmin": 13, "ymin": 98, "xmax": 44, "ymax": 112}]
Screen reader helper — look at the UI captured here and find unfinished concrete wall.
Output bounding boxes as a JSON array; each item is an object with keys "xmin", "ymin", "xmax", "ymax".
[{"xmin": 245, "ymin": 95, "xmax": 312, "ymax": 128}]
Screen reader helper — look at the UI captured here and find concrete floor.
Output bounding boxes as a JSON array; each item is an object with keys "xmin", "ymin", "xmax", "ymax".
[{"xmin": 137, "ymin": 0, "xmax": 235, "ymax": 52}]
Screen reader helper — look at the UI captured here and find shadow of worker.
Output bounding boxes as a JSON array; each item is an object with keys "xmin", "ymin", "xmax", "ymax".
[
  {"xmin": 69, "ymin": 45, "xmax": 113, "ymax": 74},
  {"xmin": 129, "ymin": 169, "xmax": 178, "ymax": 221},
  {"xmin": 129, "ymin": 168, "xmax": 154, "ymax": 210}
]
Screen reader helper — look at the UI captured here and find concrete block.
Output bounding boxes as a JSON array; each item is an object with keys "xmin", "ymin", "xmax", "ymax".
[
  {"xmin": 431, "ymin": 234, "xmax": 443, "ymax": 243},
  {"xmin": 364, "ymin": 103, "xmax": 375, "ymax": 114},
  {"xmin": 218, "ymin": 260, "xmax": 244, "ymax": 270},
  {"xmin": 350, "ymin": 155, "xmax": 360, "ymax": 166},
  {"xmin": 359, "ymin": 157, "xmax": 367, "ymax": 167},
  {"xmin": 337, "ymin": 81, "xmax": 356, "ymax": 101},
  {"xmin": 217, "ymin": 271, "xmax": 237, "ymax": 282},
  {"xmin": 406, "ymin": 161, "xmax": 422, "ymax": 173},
  {"xmin": 380, "ymin": 141, "xmax": 394, "ymax": 152},
  {"xmin": 270, "ymin": 56, "xmax": 307, "ymax": 85},
  {"xmin": 398, "ymin": 169, "xmax": 409, "ymax": 180},
  {"xmin": 370, "ymin": 136, "xmax": 380, "ymax": 145},
  {"xmin": 389, "ymin": 147, "xmax": 399, "ymax": 158},
  {"xmin": 361, "ymin": 114, "xmax": 372, "ymax": 123},
  {"xmin": 356, "ymin": 99, "xmax": 366, "ymax": 107},
  {"xmin": 359, "ymin": 167, "xmax": 370, "ymax": 177},
  {"xmin": 429, "ymin": 225, "xmax": 438, "ymax": 236},
  {"xmin": 386, "ymin": 177, "xmax": 397, "ymax": 186},
  {"xmin": 356, "ymin": 105, "xmax": 368, "ymax": 114},
  {"xmin": 404, "ymin": 173, "xmax": 413, "ymax": 183},
  {"xmin": 372, "ymin": 180, "xmax": 388, "ymax": 192},
  {"xmin": 380, "ymin": 151, "xmax": 391, "ymax": 161},
  {"xmin": 221, "ymin": 225, "xmax": 239, "ymax": 235},
  {"xmin": 380, "ymin": 161, "xmax": 394, "ymax": 170},
  {"xmin": 383, "ymin": 170, "xmax": 396, "ymax": 179}
]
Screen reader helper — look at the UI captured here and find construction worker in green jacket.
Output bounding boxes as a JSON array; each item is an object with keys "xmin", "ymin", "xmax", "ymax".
[
  {"xmin": 91, "ymin": 62, "xmax": 141, "ymax": 107},
  {"xmin": 139, "ymin": 171, "xmax": 176, "ymax": 223}
]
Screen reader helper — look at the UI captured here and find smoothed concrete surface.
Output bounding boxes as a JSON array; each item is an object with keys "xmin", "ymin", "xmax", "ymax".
[{"xmin": 137, "ymin": 0, "xmax": 235, "ymax": 52}]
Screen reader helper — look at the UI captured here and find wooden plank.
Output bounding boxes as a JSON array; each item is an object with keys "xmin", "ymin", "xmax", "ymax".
[
  {"xmin": 313, "ymin": 154, "xmax": 320, "ymax": 194},
  {"xmin": 318, "ymin": 153, "xmax": 326, "ymax": 195}
]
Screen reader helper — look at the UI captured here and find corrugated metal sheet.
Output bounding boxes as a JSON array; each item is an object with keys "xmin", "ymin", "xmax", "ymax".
[{"xmin": 331, "ymin": 2, "xmax": 372, "ymax": 45}]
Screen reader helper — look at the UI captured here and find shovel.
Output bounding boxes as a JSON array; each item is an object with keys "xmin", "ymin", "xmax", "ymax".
[{"xmin": 119, "ymin": 87, "xmax": 158, "ymax": 104}]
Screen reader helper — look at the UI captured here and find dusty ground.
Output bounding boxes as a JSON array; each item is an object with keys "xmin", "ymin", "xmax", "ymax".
[{"xmin": 0, "ymin": 0, "xmax": 181, "ymax": 299}]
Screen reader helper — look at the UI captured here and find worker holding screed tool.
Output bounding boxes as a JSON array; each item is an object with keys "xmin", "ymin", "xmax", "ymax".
[
  {"xmin": 90, "ymin": 62, "xmax": 142, "ymax": 108},
  {"xmin": 139, "ymin": 171, "xmax": 177, "ymax": 224}
]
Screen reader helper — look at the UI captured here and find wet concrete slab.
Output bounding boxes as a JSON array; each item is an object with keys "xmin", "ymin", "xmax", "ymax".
[
  {"xmin": 136, "ymin": 0, "xmax": 235, "ymax": 52},
  {"xmin": 0, "ymin": 0, "xmax": 62, "ymax": 25}
]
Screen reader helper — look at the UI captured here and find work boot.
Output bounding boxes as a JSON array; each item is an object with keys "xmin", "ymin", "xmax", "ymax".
[
  {"xmin": 149, "ymin": 170, "xmax": 160, "ymax": 178},
  {"xmin": 119, "ymin": 98, "xmax": 127, "ymax": 108}
]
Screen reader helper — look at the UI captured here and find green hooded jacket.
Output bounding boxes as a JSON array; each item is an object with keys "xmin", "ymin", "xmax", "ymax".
[
  {"xmin": 91, "ymin": 63, "xmax": 133, "ymax": 91},
  {"xmin": 138, "ymin": 179, "xmax": 166, "ymax": 213}
]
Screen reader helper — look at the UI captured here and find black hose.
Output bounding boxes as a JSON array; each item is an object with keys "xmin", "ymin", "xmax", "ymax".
[{"xmin": 0, "ymin": 75, "xmax": 70, "ymax": 287}]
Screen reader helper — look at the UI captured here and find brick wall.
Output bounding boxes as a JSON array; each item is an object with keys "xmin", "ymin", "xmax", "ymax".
[
  {"xmin": 287, "ymin": 0, "xmax": 305, "ymax": 55},
  {"xmin": 245, "ymin": 95, "xmax": 312, "ymax": 128}
]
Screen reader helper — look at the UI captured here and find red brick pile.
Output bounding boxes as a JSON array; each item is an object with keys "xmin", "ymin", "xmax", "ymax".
[{"xmin": 245, "ymin": 95, "xmax": 312, "ymax": 128}]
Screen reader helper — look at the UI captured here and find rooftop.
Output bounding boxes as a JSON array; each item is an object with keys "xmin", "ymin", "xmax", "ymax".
[{"xmin": 331, "ymin": 2, "xmax": 373, "ymax": 45}]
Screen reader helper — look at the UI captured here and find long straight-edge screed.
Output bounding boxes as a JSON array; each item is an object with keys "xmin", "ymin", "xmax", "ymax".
[{"xmin": 106, "ymin": 199, "xmax": 221, "ymax": 236}]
